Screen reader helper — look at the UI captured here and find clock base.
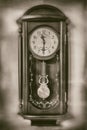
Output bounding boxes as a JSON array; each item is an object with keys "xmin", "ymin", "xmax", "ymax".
[
  {"xmin": 22, "ymin": 113, "xmax": 71, "ymax": 126},
  {"xmin": 31, "ymin": 120, "xmax": 57, "ymax": 126}
]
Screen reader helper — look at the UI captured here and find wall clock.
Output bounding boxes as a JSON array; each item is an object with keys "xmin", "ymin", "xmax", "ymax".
[{"xmin": 17, "ymin": 4, "xmax": 69, "ymax": 125}]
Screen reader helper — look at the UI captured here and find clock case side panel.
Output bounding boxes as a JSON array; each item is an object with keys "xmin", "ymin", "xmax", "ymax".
[
  {"xmin": 18, "ymin": 23, "xmax": 23, "ymax": 113},
  {"xmin": 59, "ymin": 21, "xmax": 68, "ymax": 114},
  {"xmin": 18, "ymin": 21, "xmax": 29, "ymax": 114}
]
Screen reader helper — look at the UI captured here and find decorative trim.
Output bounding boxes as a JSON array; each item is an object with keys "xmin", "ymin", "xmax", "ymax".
[{"xmin": 29, "ymin": 95, "xmax": 59, "ymax": 109}]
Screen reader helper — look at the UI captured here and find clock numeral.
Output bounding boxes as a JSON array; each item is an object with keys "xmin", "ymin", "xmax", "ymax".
[
  {"xmin": 38, "ymin": 50, "xmax": 40, "ymax": 53},
  {"xmin": 33, "ymin": 35, "xmax": 37, "ymax": 39},
  {"xmin": 34, "ymin": 46, "xmax": 36, "ymax": 49},
  {"xmin": 37, "ymin": 31, "xmax": 41, "ymax": 35},
  {"xmin": 32, "ymin": 41, "xmax": 35, "ymax": 44},
  {"xmin": 48, "ymin": 50, "xmax": 50, "ymax": 53},
  {"xmin": 52, "ymin": 35, "xmax": 54, "ymax": 39},
  {"xmin": 52, "ymin": 46, "xmax": 54, "ymax": 49},
  {"xmin": 42, "ymin": 30, "xmax": 46, "ymax": 35},
  {"xmin": 54, "ymin": 41, "xmax": 56, "ymax": 44},
  {"xmin": 48, "ymin": 31, "xmax": 50, "ymax": 35}
]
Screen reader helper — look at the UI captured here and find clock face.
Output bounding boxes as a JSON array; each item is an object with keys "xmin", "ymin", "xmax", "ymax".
[{"xmin": 29, "ymin": 26, "xmax": 59, "ymax": 60}]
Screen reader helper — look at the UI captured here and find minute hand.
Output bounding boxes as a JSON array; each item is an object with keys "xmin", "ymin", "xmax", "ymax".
[{"xmin": 41, "ymin": 35, "xmax": 46, "ymax": 54}]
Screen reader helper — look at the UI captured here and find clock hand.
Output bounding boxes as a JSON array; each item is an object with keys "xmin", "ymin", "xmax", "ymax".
[
  {"xmin": 41, "ymin": 35, "xmax": 46, "ymax": 54},
  {"xmin": 41, "ymin": 35, "xmax": 45, "ymax": 44}
]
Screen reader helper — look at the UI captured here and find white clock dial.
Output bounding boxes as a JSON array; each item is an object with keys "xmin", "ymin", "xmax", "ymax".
[{"xmin": 29, "ymin": 26, "xmax": 59, "ymax": 59}]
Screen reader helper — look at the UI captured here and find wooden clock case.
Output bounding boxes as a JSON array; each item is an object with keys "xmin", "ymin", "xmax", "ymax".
[{"xmin": 17, "ymin": 4, "xmax": 69, "ymax": 125}]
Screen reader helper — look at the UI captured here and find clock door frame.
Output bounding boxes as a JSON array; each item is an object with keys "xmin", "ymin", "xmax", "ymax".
[{"xmin": 18, "ymin": 4, "xmax": 69, "ymax": 122}]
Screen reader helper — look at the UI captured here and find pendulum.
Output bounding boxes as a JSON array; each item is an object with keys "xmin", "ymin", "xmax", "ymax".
[{"xmin": 37, "ymin": 61, "xmax": 50, "ymax": 100}]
